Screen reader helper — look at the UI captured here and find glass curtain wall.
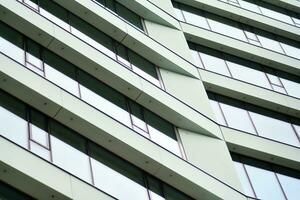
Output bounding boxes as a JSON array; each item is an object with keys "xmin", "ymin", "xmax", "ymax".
[
  {"xmin": 172, "ymin": 2, "xmax": 300, "ymax": 60},
  {"xmin": 17, "ymin": 0, "xmax": 162, "ymax": 88},
  {"xmin": 232, "ymin": 153, "xmax": 300, "ymax": 200},
  {"xmin": 0, "ymin": 90, "xmax": 194, "ymax": 200},
  {"xmin": 189, "ymin": 43, "xmax": 300, "ymax": 99},
  {"xmin": 208, "ymin": 93, "xmax": 300, "ymax": 147},
  {"xmin": 0, "ymin": 21, "xmax": 183, "ymax": 157},
  {"xmin": 219, "ymin": 0, "xmax": 300, "ymax": 28}
]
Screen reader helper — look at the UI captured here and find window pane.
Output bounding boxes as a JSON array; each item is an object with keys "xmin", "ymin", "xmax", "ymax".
[
  {"xmin": 227, "ymin": 61, "xmax": 271, "ymax": 89},
  {"xmin": 207, "ymin": 19, "xmax": 247, "ymax": 42},
  {"xmin": 277, "ymin": 174, "xmax": 300, "ymax": 200},
  {"xmin": 174, "ymin": 8, "xmax": 185, "ymax": 21},
  {"xmin": 0, "ymin": 182, "xmax": 32, "ymax": 200},
  {"xmin": 249, "ymin": 112, "xmax": 299, "ymax": 147},
  {"xmin": 199, "ymin": 52, "xmax": 231, "ymax": 76},
  {"xmin": 115, "ymin": 3, "xmax": 143, "ymax": 30},
  {"xmin": 190, "ymin": 50, "xmax": 203, "ymax": 68},
  {"xmin": 257, "ymin": 36, "xmax": 284, "ymax": 54},
  {"xmin": 233, "ymin": 162, "xmax": 255, "ymax": 197},
  {"xmin": 89, "ymin": 142, "xmax": 145, "ymax": 186},
  {"xmin": 0, "ymin": 92, "xmax": 28, "ymax": 148},
  {"xmin": 0, "ymin": 107, "xmax": 28, "ymax": 148},
  {"xmin": 209, "ymin": 100, "xmax": 226, "ymax": 125},
  {"xmin": 245, "ymin": 165, "xmax": 286, "ymax": 200},
  {"xmin": 39, "ymin": 0, "xmax": 70, "ymax": 31},
  {"xmin": 44, "ymin": 64, "xmax": 80, "ymax": 97},
  {"xmin": 148, "ymin": 125, "xmax": 181, "ymax": 156},
  {"xmin": 69, "ymin": 14, "xmax": 115, "ymax": 58},
  {"xmin": 30, "ymin": 124, "xmax": 48, "ymax": 148},
  {"xmin": 29, "ymin": 141, "xmax": 51, "ymax": 161},
  {"xmin": 182, "ymin": 11, "xmax": 210, "ymax": 30},
  {"xmin": 144, "ymin": 110, "xmax": 176, "ymax": 140},
  {"xmin": 128, "ymin": 50, "xmax": 157, "ymax": 79},
  {"xmin": 51, "ymin": 136, "xmax": 92, "ymax": 183},
  {"xmin": 26, "ymin": 39, "xmax": 43, "ymax": 70},
  {"xmin": 91, "ymin": 158, "xmax": 148, "ymax": 200},
  {"xmin": 163, "ymin": 183, "xmax": 193, "ymax": 200},
  {"xmin": 79, "ymin": 84, "xmax": 131, "ymax": 126},
  {"xmin": 219, "ymin": 103, "xmax": 256, "ymax": 134},
  {"xmin": 0, "ymin": 21, "xmax": 24, "ymax": 64},
  {"xmin": 281, "ymin": 78, "xmax": 300, "ymax": 98},
  {"xmin": 78, "ymin": 71, "xmax": 128, "ymax": 110},
  {"xmin": 260, "ymin": 7, "xmax": 294, "ymax": 25},
  {"xmin": 280, "ymin": 43, "xmax": 300, "ymax": 59}
]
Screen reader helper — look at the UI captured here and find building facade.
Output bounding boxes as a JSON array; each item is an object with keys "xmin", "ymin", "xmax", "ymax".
[{"xmin": 0, "ymin": 0, "xmax": 299, "ymax": 199}]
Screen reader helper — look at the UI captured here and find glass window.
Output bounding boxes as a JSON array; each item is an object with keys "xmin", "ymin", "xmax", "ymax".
[
  {"xmin": 190, "ymin": 50, "xmax": 203, "ymax": 68},
  {"xmin": 207, "ymin": 19, "xmax": 247, "ymax": 42},
  {"xmin": 43, "ymin": 50, "xmax": 80, "ymax": 96},
  {"xmin": 280, "ymin": 43, "xmax": 300, "ymax": 59},
  {"xmin": 277, "ymin": 174, "xmax": 300, "ymax": 200},
  {"xmin": 29, "ymin": 109, "xmax": 49, "ymax": 148},
  {"xmin": 89, "ymin": 143, "xmax": 148, "ymax": 200},
  {"xmin": 174, "ymin": 8, "xmax": 185, "ymax": 21},
  {"xmin": 147, "ymin": 176, "xmax": 165, "ymax": 200},
  {"xmin": 226, "ymin": 61, "xmax": 271, "ymax": 89},
  {"xmin": 78, "ymin": 71, "xmax": 131, "ymax": 126},
  {"xmin": 209, "ymin": 100, "xmax": 227, "ymax": 126},
  {"xmin": 115, "ymin": 3, "xmax": 143, "ymax": 30},
  {"xmin": 245, "ymin": 165, "xmax": 286, "ymax": 200},
  {"xmin": 239, "ymin": 0, "xmax": 261, "ymax": 13},
  {"xmin": 29, "ymin": 141, "xmax": 51, "ymax": 161},
  {"xmin": 144, "ymin": 110, "xmax": 176, "ymax": 140},
  {"xmin": 50, "ymin": 121, "xmax": 91, "ymax": 182},
  {"xmin": 115, "ymin": 44, "xmax": 131, "ymax": 67},
  {"xmin": 219, "ymin": 103, "xmax": 256, "ymax": 134},
  {"xmin": 163, "ymin": 183, "xmax": 194, "ymax": 200},
  {"xmin": 182, "ymin": 10, "xmax": 210, "ymax": 30},
  {"xmin": 51, "ymin": 136, "xmax": 92, "ymax": 183},
  {"xmin": 281, "ymin": 78, "xmax": 300, "ymax": 99},
  {"xmin": 199, "ymin": 52, "xmax": 231, "ymax": 76},
  {"xmin": 249, "ymin": 112, "xmax": 299, "ymax": 147},
  {"xmin": 25, "ymin": 39, "xmax": 43, "ymax": 71},
  {"xmin": 44, "ymin": 64, "xmax": 79, "ymax": 97},
  {"xmin": 39, "ymin": 0, "xmax": 70, "ymax": 31},
  {"xmin": 259, "ymin": 7, "xmax": 294, "ymax": 25},
  {"xmin": 69, "ymin": 14, "xmax": 116, "ymax": 58},
  {"xmin": 128, "ymin": 50, "xmax": 158, "ymax": 79},
  {"xmin": 0, "ymin": 22, "xmax": 24, "ymax": 63},
  {"xmin": 0, "ymin": 181, "xmax": 32, "ymax": 200},
  {"xmin": 256, "ymin": 36, "xmax": 284, "ymax": 54},
  {"xmin": 0, "ymin": 92, "xmax": 28, "ymax": 148},
  {"xmin": 233, "ymin": 162, "xmax": 256, "ymax": 197}
]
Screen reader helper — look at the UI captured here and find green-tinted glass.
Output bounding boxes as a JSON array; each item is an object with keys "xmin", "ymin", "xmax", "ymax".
[
  {"xmin": 42, "ymin": 50, "xmax": 77, "ymax": 81},
  {"xmin": 78, "ymin": 70, "xmax": 128, "ymax": 110},
  {"xmin": 49, "ymin": 120, "xmax": 86, "ymax": 153},
  {"xmin": 144, "ymin": 110, "xmax": 176, "ymax": 140},
  {"xmin": 0, "ymin": 21, "xmax": 23, "ymax": 48},
  {"xmin": 0, "ymin": 91, "xmax": 26, "ymax": 120},
  {"xmin": 89, "ymin": 142, "xmax": 145, "ymax": 186},
  {"xmin": 39, "ymin": 0, "xmax": 69, "ymax": 23},
  {"xmin": 128, "ymin": 50, "xmax": 157, "ymax": 78},
  {"xmin": 0, "ymin": 182, "xmax": 33, "ymax": 200},
  {"xmin": 29, "ymin": 109, "xmax": 47, "ymax": 131},
  {"xmin": 116, "ymin": 3, "xmax": 143, "ymax": 30},
  {"xmin": 69, "ymin": 14, "xmax": 114, "ymax": 52}
]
